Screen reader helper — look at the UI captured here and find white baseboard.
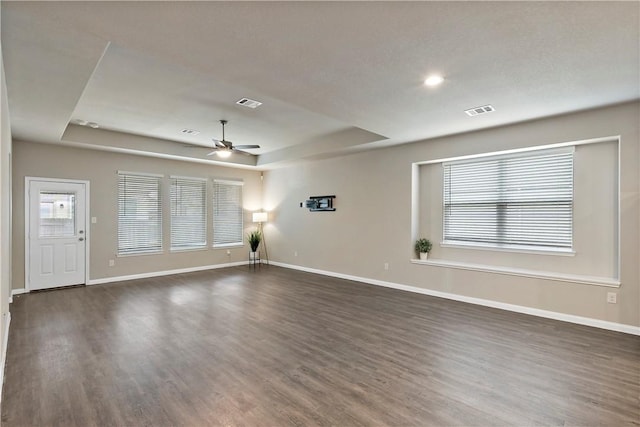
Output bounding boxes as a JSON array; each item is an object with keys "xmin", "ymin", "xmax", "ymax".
[
  {"xmin": 87, "ymin": 260, "xmax": 250, "ymax": 285},
  {"xmin": 10, "ymin": 288, "xmax": 27, "ymax": 303},
  {"xmin": 269, "ymin": 261, "xmax": 640, "ymax": 336},
  {"xmin": 11, "ymin": 260, "xmax": 639, "ymax": 335},
  {"xmin": 0, "ymin": 311, "xmax": 11, "ymax": 404}
]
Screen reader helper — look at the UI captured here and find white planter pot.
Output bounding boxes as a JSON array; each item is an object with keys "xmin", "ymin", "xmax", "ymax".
[{"xmin": 419, "ymin": 252, "xmax": 428, "ymax": 260}]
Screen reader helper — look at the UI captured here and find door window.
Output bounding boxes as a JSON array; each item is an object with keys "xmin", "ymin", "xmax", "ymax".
[{"xmin": 39, "ymin": 192, "xmax": 76, "ymax": 237}]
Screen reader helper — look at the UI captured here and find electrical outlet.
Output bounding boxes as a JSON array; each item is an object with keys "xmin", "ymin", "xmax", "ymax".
[
  {"xmin": 384, "ymin": 262, "xmax": 389, "ymax": 270},
  {"xmin": 226, "ymin": 249, "xmax": 231, "ymax": 255},
  {"xmin": 607, "ymin": 292, "xmax": 617, "ymax": 304},
  {"xmin": 91, "ymin": 216, "xmax": 97, "ymax": 224},
  {"xmin": 294, "ymin": 251, "xmax": 298, "ymax": 257},
  {"xmin": 108, "ymin": 259, "xmax": 115, "ymax": 267}
]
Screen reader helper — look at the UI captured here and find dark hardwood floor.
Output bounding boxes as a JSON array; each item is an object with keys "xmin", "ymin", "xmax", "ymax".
[{"xmin": 2, "ymin": 266, "xmax": 639, "ymax": 426}]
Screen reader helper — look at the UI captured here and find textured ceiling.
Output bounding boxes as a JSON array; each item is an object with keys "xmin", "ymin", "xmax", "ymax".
[{"xmin": 2, "ymin": 1, "xmax": 639, "ymax": 168}]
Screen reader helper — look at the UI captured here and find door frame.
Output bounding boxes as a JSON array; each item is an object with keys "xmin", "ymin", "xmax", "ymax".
[{"xmin": 24, "ymin": 177, "xmax": 91, "ymax": 292}]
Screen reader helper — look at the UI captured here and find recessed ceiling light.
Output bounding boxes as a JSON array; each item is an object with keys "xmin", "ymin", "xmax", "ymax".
[
  {"xmin": 424, "ymin": 75, "xmax": 444, "ymax": 87},
  {"xmin": 180, "ymin": 128, "xmax": 200, "ymax": 135},
  {"xmin": 216, "ymin": 150, "xmax": 232, "ymax": 159}
]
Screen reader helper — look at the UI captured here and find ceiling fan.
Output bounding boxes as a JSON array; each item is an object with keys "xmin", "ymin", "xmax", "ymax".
[{"xmin": 207, "ymin": 120, "xmax": 260, "ymax": 158}]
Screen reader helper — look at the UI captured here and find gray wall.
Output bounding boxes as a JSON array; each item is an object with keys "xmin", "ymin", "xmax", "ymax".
[
  {"xmin": 1, "ymin": 12, "xmax": 13, "ymax": 370},
  {"xmin": 12, "ymin": 141, "xmax": 263, "ymax": 288},
  {"xmin": 263, "ymin": 101, "xmax": 640, "ymax": 327}
]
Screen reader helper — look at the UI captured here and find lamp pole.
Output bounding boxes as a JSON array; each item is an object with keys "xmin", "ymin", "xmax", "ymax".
[{"xmin": 259, "ymin": 221, "xmax": 269, "ymax": 265}]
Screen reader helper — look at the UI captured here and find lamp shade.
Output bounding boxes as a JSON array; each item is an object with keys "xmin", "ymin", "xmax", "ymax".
[{"xmin": 252, "ymin": 212, "xmax": 268, "ymax": 223}]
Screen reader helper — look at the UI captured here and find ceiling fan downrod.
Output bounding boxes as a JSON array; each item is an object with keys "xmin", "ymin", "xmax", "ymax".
[{"xmin": 220, "ymin": 120, "xmax": 227, "ymax": 142}]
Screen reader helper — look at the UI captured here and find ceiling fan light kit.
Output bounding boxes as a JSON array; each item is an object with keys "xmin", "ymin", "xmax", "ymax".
[{"xmin": 207, "ymin": 120, "xmax": 260, "ymax": 157}]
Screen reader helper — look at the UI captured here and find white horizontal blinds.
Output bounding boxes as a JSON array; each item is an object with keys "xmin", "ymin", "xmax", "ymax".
[
  {"xmin": 170, "ymin": 177, "xmax": 207, "ymax": 250},
  {"xmin": 118, "ymin": 173, "xmax": 163, "ymax": 254},
  {"xmin": 213, "ymin": 180, "xmax": 243, "ymax": 247},
  {"xmin": 444, "ymin": 149, "xmax": 574, "ymax": 249}
]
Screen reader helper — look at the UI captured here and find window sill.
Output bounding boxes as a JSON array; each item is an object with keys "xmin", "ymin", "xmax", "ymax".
[
  {"xmin": 212, "ymin": 243, "xmax": 244, "ymax": 249},
  {"xmin": 117, "ymin": 250, "xmax": 163, "ymax": 257},
  {"xmin": 170, "ymin": 247, "xmax": 208, "ymax": 253},
  {"xmin": 410, "ymin": 258, "xmax": 620, "ymax": 288},
  {"xmin": 441, "ymin": 241, "xmax": 576, "ymax": 257}
]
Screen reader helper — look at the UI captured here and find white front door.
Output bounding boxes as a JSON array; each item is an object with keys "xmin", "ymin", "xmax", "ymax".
[{"xmin": 28, "ymin": 179, "xmax": 87, "ymax": 290}]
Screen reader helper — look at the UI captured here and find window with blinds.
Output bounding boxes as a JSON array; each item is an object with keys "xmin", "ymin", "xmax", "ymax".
[
  {"xmin": 213, "ymin": 179, "xmax": 244, "ymax": 247},
  {"xmin": 443, "ymin": 148, "xmax": 574, "ymax": 250},
  {"xmin": 170, "ymin": 177, "xmax": 207, "ymax": 250},
  {"xmin": 118, "ymin": 172, "xmax": 163, "ymax": 255}
]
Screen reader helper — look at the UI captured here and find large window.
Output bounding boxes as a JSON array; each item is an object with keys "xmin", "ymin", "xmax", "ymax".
[
  {"xmin": 443, "ymin": 148, "xmax": 574, "ymax": 251},
  {"xmin": 212, "ymin": 179, "xmax": 244, "ymax": 247},
  {"xmin": 170, "ymin": 176, "xmax": 207, "ymax": 250},
  {"xmin": 118, "ymin": 172, "xmax": 163, "ymax": 255}
]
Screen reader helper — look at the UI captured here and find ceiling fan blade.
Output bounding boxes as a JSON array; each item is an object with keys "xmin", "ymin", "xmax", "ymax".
[
  {"xmin": 233, "ymin": 144, "xmax": 260, "ymax": 149},
  {"xmin": 232, "ymin": 149, "xmax": 254, "ymax": 156},
  {"xmin": 211, "ymin": 121, "xmax": 255, "ymax": 155}
]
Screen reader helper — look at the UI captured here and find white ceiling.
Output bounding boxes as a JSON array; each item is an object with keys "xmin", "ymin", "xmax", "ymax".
[{"xmin": 2, "ymin": 1, "xmax": 639, "ymax": 168}]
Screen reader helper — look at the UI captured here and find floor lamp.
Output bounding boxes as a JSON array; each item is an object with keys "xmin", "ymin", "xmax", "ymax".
[{"xmin": 252, "ymin": 212, "xmax": 269, "ymax": 265}]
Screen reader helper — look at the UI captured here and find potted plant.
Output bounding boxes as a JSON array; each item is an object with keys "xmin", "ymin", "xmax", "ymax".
[
  {"xmin": 247, "ymin": 230, "xmax": 262, "ymax": 259},
  {"xmin": 415, "ymin": 238, "xmax": 432, "ymax": 260}
]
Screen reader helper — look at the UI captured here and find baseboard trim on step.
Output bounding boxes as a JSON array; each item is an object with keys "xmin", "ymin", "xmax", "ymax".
[{"xmin": 269, "ymin": 261, "xmax": 640, "ymax": 336}]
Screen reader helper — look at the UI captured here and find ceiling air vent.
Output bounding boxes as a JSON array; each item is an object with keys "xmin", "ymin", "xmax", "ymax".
[
  {"xmin": 180, "ymin": 128, "xmax": 200, "ymax": 135},
  {"xmin": 236, "ymin": 98, "xmax": 262, "ymax": 109},
  {"xmin": 464, "ymin": 105, "xmax": 495, "ymax": 117}
]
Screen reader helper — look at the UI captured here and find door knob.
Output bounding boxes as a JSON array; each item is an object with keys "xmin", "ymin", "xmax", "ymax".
[{"xmin": 79, "ymin": 237, "xmax": 84, "ymax": 241}]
